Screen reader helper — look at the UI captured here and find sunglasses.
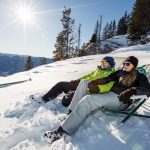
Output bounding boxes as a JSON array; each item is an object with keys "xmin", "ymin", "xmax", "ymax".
[
  {"xmin": 123, "ymin": 62, "xmax": 131, "ymax": 66},
  {"xmin": 100, "ymin": 60, "xmax": 107, "ymax": 63}
]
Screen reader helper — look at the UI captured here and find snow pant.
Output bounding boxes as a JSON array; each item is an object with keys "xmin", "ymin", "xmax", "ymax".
[
  {"xmin": 61, "ymin": 92, "xmax": 127, "ymax": 135},
  {"xmin": 42, "ymin": 80, "xmax": 80, "ymax": 102},
  {"xmin": 69, "ymin": 79, "xmax": 90, "ymax": 111}
]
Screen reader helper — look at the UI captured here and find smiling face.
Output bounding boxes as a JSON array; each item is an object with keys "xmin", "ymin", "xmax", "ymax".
[
  {"xmin": 100, "ymin": 60, "xmax": 111, "ymax": 69},
  {"xmin": 123, "ymin": 62, "xmax": 135, "ymax": 72}
]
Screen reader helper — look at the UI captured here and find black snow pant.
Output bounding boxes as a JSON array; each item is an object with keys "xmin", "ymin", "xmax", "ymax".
[{"xmin": 42, "ymin": 80, "xmax": 80, "ymax": 105}]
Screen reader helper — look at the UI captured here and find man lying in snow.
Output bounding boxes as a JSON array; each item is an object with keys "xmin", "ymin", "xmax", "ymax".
[
  {"xmin": 42, "ymin": 56, "xmax": 150, "ymax": 144},
  {"xmin": 31, "ymin": 56, "xmax": 116, "ymax": 107}
]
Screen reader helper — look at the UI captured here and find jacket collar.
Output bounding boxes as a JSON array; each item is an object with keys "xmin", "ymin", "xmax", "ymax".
[{"xmin": 97, "ymin": 65, "xmax": 114, "ymax": 71}]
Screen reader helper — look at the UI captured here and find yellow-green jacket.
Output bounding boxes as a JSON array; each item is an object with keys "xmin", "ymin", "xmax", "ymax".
[{"xmin": 79, "ymin": 66, "xmax": 116, "ymax": 93}]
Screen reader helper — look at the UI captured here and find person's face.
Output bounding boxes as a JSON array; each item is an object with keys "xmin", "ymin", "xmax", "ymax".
[
  {"xmin": 100, "ymin": 60, "xmax": 110, "ymax": 69},
  {"xmin": 123, "ymin": 62, "xmax": 135, "ymax": 72}
]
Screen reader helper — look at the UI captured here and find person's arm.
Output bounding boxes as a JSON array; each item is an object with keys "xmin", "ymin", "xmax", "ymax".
[
  {"xmin": 88, "ymin": 70, "xmax": 120, "ymax": 86},
  {"xmin": 134, "ymin": 73, "xmax": 150, "ymax": 96},
  {"xmin": 79, "ymin": 71, "xmax": 95, "ymax": 80},
  {"xmin": 88, "ymin": 81, "xmax": 115, "ymax": 94},
  {"xmin": 97, "ymin": 81, "xmax": 115, "ymax": 93},
  {"xmin": 88, "ymin": 70, "xmax": 121, "ymax": 94},
  {"xmin": 119, "ymin": 74, "xmax": 150, "ymax": 104}
]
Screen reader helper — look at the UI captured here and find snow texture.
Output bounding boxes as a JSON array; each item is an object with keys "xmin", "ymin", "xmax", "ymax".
[{"xmin": 0, "ymin": 42, "xmax": 150, "ymax": 150}]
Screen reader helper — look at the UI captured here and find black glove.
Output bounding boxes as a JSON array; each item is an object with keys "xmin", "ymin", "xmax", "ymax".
[
  {"xmin": 88, "ymin": 79, "xmax": 107, "ymax": 86},
  {"xmin": 88, "ymin": 80, "xmax": 99, "ymax": 86},
  {"xmin": 119, "ymin": 87, "xmax": 137, "ymax": 104},
  {"xmin": 88, "ymin": 85, "xmax": 100, "ymax": 93}
]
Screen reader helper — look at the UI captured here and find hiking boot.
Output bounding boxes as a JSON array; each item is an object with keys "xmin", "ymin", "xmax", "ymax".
[{"xmin": 43, "ymin": 127, "xmax": 67, "ymax": 144}]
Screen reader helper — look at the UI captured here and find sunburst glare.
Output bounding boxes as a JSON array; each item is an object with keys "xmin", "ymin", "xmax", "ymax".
[
  {"xmin": 10, "ymin": 0, "xmax": 36, "ymax": 26},
  {"xmin": 15, "ymin": 6, "xmax": 34, "ymax": 24}
]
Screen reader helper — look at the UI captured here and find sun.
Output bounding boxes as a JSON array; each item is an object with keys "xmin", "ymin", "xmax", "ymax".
[
  {"xmin": 16, "ymin": 6, "xmax": 34, "ymax": 23},
  {"xmin": 11, "ymin": 0, "xmax": 36, "ymax": 26},
  {"xmin": 15, "ymin": 5, "xmax": 35, "ymax": 25}
]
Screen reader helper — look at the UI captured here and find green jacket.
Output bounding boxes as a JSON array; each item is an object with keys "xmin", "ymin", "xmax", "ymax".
[{"xmin": 79, "ymin": 67, "xmax": 116, "ymax": 93}]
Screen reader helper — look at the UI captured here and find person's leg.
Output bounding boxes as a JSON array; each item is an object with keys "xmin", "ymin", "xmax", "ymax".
[
  {"xmin": 69, "ymin": 80, "xmax": 90, "ymax": 111},
  {"xmin": 61, "ymin": 92, "xmax": 126, "ymax": 135},
  {"xmin": 42, "ymin": 80, "xmax": 80, "ymax": 102}
]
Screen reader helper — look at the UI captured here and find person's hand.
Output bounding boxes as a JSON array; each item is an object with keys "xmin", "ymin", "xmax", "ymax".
[
  {"xmin": 119, "ymin": 88, "xmax": 137, "ymax": 104},
  {"xmin": 88, "ymin": 85, "xmax": 99, "ymax": 93},
  {"xmin": 88, "ymin": 80, "xmax": 98, "ymax": 86},
  {"xmin": 88, "ymin": 79, "xmax": 107, "ymax": 87}
]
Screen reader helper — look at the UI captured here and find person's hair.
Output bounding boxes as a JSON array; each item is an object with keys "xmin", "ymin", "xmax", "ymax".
[{"xmin": 121, "ymin": 68, "xmax": 137, "ymax": 87}]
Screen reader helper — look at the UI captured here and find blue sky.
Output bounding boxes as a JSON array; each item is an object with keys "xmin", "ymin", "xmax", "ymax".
[{"xmin": 0, "ymin": 0, "xmax": 135, "ymax": 58}]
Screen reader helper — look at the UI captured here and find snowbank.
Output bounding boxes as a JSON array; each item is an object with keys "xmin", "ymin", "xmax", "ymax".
[{"xmin": 0, "ymin": 45, "xmax": 150, "ymax": 150}]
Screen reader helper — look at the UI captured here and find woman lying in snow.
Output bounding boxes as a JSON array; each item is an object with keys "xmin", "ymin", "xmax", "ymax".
[
  {"xmin": 31, "ymin": 56, "xmax": 116, "ymax": 106},
  {"xmin": 43, "ymin": 56, "xmax": 150, "ymax": 144}
]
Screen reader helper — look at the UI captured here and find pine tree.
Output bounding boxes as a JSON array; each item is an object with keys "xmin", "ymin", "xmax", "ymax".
[
  {"xmin": 97, "ymin": 15, "xmax": 102, "ymax": 43},
  {"xmin": 117, "ymin": 11, "xmax": 130, "ymax": 35},
  {"xmin": 102, "ymin": 23, "xmax": 109, "ymax": 40},
  {"xmin": 53, "ymin": 31, "xmax": 65, "ymax": 61},
  {"xmin": 77, "ymin": 43, "xmax": 87, "ymax": 57},
  {"xmin": 94, "ymin": 20, "xmax": 99, "ymax": 38},
  {"xmin": 90, "ymin": 33, "xmax": 97, "ymax": 43},
  {"xmin": 90, "ymin": 19, "xmax": 99, "ymax": 44},
  {"xmin": 77, "ymin": 24, "xmax": 81, "ymax": 50},
  {"xmin": 124, "ymin": 11, "xmax": 130, "ymax": 34},
  {"xmin": 53, "ymin": 7, "xmax": 75, "ymax": 61},
  {"xmin": 89, "ymin": 21, "xmax": 98, "ymax": 44},
  {"xmin": 89, "ymin": 15, "xmax": 102, "ymax": 46},
  {"xmin": 40, "ymin": 57, "xmax": 47, "ymax": 65},
  {"xmin": 24, "ymin": 56, "xmax": 33, "ymax": 71},
  {"xmin": 112, "ymin": 20, "xmax": 117, "ymax": 36},
  {"xmin": 128, "ymin": 0, "xmax": 150, "ymax": 39},
  {"xmin": 68, "ymin": 23, "xmax": 76, "ymax": 58},
  {"xmin": 117, "ymin": 17, "xmax": 125, "ymax": 35},
  {"xmin": 107, "ymin": 21, "xmax": 113, "ymax": 39},
  {"xmin": 61, "ymin": 7, "xmax": 75, "ymax": 58},
  {"xmin": 102, "ymin": 19, "xmax": 117, "ymax": 40}
]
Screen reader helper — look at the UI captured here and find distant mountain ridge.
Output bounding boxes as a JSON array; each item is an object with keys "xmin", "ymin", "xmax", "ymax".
[{"xmin": 0, "ymin": 53, "xmax": 52, "ymax": 76}]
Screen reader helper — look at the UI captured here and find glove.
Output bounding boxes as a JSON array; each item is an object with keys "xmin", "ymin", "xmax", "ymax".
[
  {"xmin": 88, "ymin": 85, "xmax": 100, "ymax": 93},
  {"xmin": 88, "ymin": 79, "xmax": 106, "ymax": 86},
  {"xmin": 119, "ymin": 87, "xmax": 137, "ymax": 104},
  {"xmin": 88, "ymin": 80, "xmax": 99, "ymax": 86}
]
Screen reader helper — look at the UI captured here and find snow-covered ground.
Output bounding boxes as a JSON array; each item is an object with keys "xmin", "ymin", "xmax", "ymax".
[
  {"xmin": 0, "ymin": 44, "xmax": 150, "ymax": 150},
  {"xmin": 100, "ymin": 35, "xmax": 128, "ymax": 50},
  {"xmin": 108, "ymin": 35, "xmax": 128, "ymax": 46}
]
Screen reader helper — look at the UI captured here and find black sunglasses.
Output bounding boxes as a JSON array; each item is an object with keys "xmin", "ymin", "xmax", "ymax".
[{"xmin": 123, "ymin": 62, "xmax": 131, "ymax": 66}]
